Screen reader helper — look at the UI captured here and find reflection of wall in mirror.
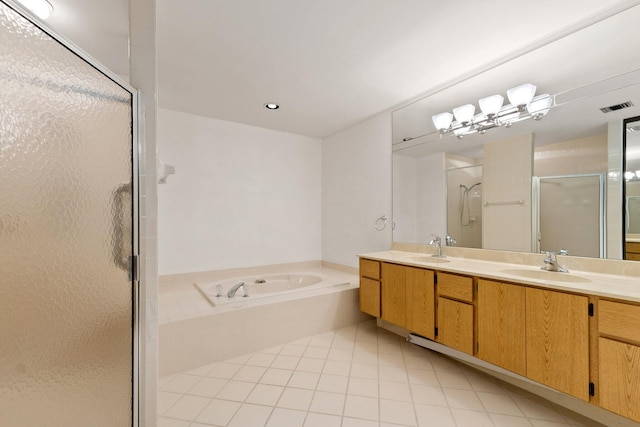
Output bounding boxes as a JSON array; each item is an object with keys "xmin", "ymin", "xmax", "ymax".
[
  {"xmin": 392, "ymin": 152, "xmax": 446, "ymax": 244},
  {"xmin": 483, "ymin": 133, "xmax": 533, "ymax": 252},
  {"xmin": 534, "ymin": 134, "xmax": 607, "ymax": 177}
]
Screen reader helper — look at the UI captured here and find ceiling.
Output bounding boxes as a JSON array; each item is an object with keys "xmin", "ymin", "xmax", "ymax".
[{"xmin": 24, "ymin": 0, "xmax": 640, "ymax": 138}]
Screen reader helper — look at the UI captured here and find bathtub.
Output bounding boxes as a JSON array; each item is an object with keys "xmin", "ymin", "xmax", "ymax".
[
  {"xmin": 159, "ymin": 263, "xmax": 371, "ymax": 376},
  {"xmin": 195, "ymin": 272, "xmax": 345, "ymax": 306}
]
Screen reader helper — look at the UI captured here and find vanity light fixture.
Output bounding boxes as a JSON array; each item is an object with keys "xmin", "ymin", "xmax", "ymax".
[
  {"xmin": 432, "ymin": 83, "xmax": 553, "ymax": 139},
  {"xmin": 16, "ymin": 0, "xmax": 53, "ymax": 19},
  {"xmin": 264, "ymin": 103, "xmax": 280, "ymax": 110}
]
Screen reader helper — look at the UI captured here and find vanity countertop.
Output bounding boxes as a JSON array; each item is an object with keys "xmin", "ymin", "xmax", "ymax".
[{"xmin": 359, "ymin": 250, "xmax": 640, "ymax": 303}]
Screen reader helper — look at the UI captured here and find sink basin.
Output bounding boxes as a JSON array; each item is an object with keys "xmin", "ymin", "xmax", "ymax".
[
  {"xmin": 404, "ymin": 256, "xmax": 450, "ymax": 264},
  {"xmin": 500, "ymin": 269, "xmax": 591, "ymax": 283}
]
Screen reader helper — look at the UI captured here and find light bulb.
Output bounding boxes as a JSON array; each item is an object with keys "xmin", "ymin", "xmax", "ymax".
[
  {"xmin": 432, "ymin": 112, "xmax": 453, "ymax": 131},
  {"xmin": 507, "ymin": 83, "xmax": 536, "ymax": 108},
  {"xmin": 452, "ymin": 104, "xmax": 475, "ymax": 124},
  {"xmin": 478, "ymin": 95, "xmax": 504, "ymax": 117},
  {"xmin": 17, "ymin": 0, "xmax": 53, "ymax": 19}
]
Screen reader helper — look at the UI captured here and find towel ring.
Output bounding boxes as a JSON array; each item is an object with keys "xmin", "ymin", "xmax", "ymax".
[{"xmin": 375, "ymin": 215, "xmax": 387, "ymax": 231}]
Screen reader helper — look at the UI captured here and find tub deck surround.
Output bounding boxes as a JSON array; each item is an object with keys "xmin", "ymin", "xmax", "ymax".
[
  {"xmin": 159, "ymin": 263, "xmax": 369, "ymax": 377},
  {"xmin": 359, "ymin": 249, "xmax": 640, "ymax": 302}
]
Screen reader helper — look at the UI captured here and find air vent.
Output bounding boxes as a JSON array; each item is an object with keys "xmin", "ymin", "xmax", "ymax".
[{"xmin": 600, "ymin": 101, "xmax": 634, "ymax": 113}]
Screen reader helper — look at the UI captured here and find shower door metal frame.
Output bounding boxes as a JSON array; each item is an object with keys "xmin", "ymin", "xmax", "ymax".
[
  {"xmin": 532, "ymin": 173, "xmax": 605, "ymax": 258},
  {"xmin": 2, "ymin": 1, "xmax": 142, "ymax": 425}
]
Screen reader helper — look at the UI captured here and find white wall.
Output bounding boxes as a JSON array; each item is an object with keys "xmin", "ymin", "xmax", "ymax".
[
  {"xmin": 322, "ymin": 112, "xmax": 393, "ymax": 268},
  {"xmin": 158, "ymin": 108, "xmax": 322, "ymax": 275}
]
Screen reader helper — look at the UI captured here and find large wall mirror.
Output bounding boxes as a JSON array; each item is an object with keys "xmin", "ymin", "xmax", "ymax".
[{"xmin": 392, "ymin": 5, "xmax": 640, "ymax": 260}]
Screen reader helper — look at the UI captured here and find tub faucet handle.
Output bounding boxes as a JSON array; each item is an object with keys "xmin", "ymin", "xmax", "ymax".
[
  {"xmin": 242, "ymin": 283, "xmax": 250, "ymax": 298},
  {"xmin": 215, "ymin": 284, "xmax": 223, "ymax": 298}
]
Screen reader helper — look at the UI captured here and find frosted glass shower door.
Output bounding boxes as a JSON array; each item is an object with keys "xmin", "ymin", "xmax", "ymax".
[
  {"xmin": 536, "ymin": 174, "xmax": 603, "ymax": 258},
  {"xmin": 0, "ymin": 2, "xmax": 138, "ymax": 426}
]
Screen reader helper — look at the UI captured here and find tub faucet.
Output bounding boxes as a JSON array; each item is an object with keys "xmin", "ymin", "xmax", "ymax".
[
  {"xmin": 428, "ymin": 234, "xmax": 445, "ymax": 258},
  {"xmin": 227, "ymin": 281, "xmax": 246, "ymax": 298},
  {"xmin": 541, "ymin": 251, "xmax": 568, "ymax": 273}
]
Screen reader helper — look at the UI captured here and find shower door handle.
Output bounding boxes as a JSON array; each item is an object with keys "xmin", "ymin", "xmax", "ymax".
[{"xmin": 111, "ymin": 183, "xmax": 132, "ymax": 273}]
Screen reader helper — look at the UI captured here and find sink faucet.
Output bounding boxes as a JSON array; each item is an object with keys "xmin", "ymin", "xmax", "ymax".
[
  {"xmin": 227, "ymin": 281, "xmax": 246, "ymax": 298},
  {"xmin": 428, "ymin": 234, "xmax": 445, "ymax": 258},
  {"xmin": 541, "ymin": 251, "xmax": 568, "ymax": 273}
]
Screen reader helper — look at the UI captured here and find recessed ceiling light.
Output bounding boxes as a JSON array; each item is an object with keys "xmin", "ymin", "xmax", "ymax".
[
  {"xmin": 16, "ymin": 0, "xmax": 54, "ymax": 19},
  {"xmin": 264, "ymin": 103, "xmax": 280, "ymax": 110}
]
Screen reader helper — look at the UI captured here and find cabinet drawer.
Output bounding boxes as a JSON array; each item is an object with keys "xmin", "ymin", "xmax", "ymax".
[
  {"xmin": 599, "ymin": 300, "xmax": 640, "ymax": 343},
  {"xmin": 360, "ymin": 258, "xmax": 380, "ymax": 280},
  {"xmin": 437, "ymin": 272, "xmax": 473, "ymax": 302}
]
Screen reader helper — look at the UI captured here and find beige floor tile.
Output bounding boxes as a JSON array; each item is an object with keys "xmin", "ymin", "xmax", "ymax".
[
  {"xmin": 343, "ymin": 395, "xmax": 379, "ymax": 421},
  {"xmin": 163, "ymin": 395, "xmax": 211, "ymax": 421},
  {"xmin": 304, "ymin": 412, "xmax": 341, "ymax": 427},
  {"xmin": 260, "ymin": 368, "xmax": 293, "ymax": 386},
  {"xmin": 379, "ymin": 398, "xmax": 417, "ymax": 426},
  {"xmin": 277, "ymin": 387, "xmax": 314, "ymax": 411},
  {"xmin": 186, "ymin": 377, "xmax": 228, "ymax": 398},
  {"xmin": 316, "ymin": 373, "xmax": 349, "ymax": 394},
  {"xmin": 194, "ymin": 399, "xmax": 240, "ymax": 426},
  {"xmin": 227, "ymin": 403, "xmax": 272, "ymax": 427},
  {"xmin": 266, "ymin": 408, "xmax": 306, "ymax": 427},
  {"xmin": 309, "ymin": 391, "xmax": 346, "ymax": 416}
]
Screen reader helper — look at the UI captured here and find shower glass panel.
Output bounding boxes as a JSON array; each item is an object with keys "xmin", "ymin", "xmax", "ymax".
[
  {"xmin": 447, "ymin": 166, "xmax": 483, "ymax": 248},
  {"xmin": 535, "ymin": 174, "xmax": 603, "ymax": 258},
  {"xmin": 0, "ymin": 2, "xmax": 136, "ymax": 426}
]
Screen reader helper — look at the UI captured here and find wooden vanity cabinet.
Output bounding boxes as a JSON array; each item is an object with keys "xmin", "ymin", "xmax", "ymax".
[
  {"xmin": 436, "ymin": 272, "xmax": 474, "ymax": 355},
  {"xmin": 381, "ymin": 262, "xmax": 435, "ymax": 339},
  {"xmin": 476, "ymin": 279, "xmax": 526, "ymax": 376},
  {"xmin": 525, "ymin": 287, "xmax": 590, "ymax": 401},
  {"xmin": 597, "ymin": 300, "xmax": 640, "ymax": 422},
  {"xmin": 359, "ymin": 258, "xmax": 381, "ymax": 317}
]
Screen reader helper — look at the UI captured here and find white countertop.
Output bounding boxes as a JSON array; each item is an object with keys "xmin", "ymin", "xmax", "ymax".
[{"xmin": 359, "ymin": 250, "xmax": 640, "ymax": 303}]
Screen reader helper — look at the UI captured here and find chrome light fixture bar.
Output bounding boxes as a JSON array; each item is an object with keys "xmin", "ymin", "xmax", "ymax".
[{"xmin": 432, "ymin": 83, "xmax": 553, "ymax": 139}]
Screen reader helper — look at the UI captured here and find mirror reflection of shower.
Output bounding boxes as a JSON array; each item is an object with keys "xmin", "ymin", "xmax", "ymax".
[
  {"xmin": 460, "ymin": 182, "xmax": 482, "ymax": 226},
  {"xmin": 447, "ymin": 165, "xmax": 483, "ymax": 249}
]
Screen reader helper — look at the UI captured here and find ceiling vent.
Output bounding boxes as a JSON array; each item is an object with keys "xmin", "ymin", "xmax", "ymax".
[{"xmin": 600, "ymin": 101, "xmax": 634, "ymax": 113}]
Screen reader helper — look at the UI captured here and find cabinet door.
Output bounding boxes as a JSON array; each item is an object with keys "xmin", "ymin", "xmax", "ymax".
[
  {"xmin": 359, "ymin": 277, "xmax": 380, "ymax": 317},
  {"xmin": 406, "ymin": 268, "xmax": 435, "ymax": 339},
  {"xmin": 599, "ymin": 337, "xmax": 640, "ymax": 423},
  {"xmin": 526, "ymin": 288, "xmax": 589, "ymax": 400},
  {"xmin": 437, "ymin": 297, "xmax": 474, "ymax": 355},
  {"xmin": 477, "ymin": 279, "xmax": 526, "ymax": 376},
  {"xmin": 381, "ymin": 263, "xmax": 407, "ymax": 326}
]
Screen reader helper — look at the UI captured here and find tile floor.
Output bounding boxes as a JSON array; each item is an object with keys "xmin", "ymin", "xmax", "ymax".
[{"xmin": 158, "ymin": 320, "xmax": 602, "ymax": 427}]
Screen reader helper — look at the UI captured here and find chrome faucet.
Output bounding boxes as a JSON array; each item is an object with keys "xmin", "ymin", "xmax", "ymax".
[
  {"xmin": 541, "ymin": 251, "xmax": 568, "ymax": 273},
  {"xmin": 227, "ymin": 281, "xmax": 246, "ymax": 298},
  {"xmin": 428, "ymin": 234, "xmax": 445, "ymax": 258},
  {"xmin": 445, "ymin": 234, "xmax": 456, "ymax": 246}
]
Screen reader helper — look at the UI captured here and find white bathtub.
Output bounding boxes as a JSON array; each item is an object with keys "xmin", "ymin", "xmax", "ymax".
[
  {"xmin": 159, "ymin": 263, "xmax": 370, "ymax": 376},
  {"xmin": 195, "ymin": 272, "xmax": 347, "ymax": 306}
]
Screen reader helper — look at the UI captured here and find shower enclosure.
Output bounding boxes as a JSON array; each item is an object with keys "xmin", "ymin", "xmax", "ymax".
[
  {"xmin": 0, "ymin": 1, "xmax": 139, "ymax": 426},
  {"xmin": 447, "ymin": 165, "xmax": 483, "ymax": 248},
  {"xmin": 533, "ymin": 174, "xmax": 604, "ymax": 258}
]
